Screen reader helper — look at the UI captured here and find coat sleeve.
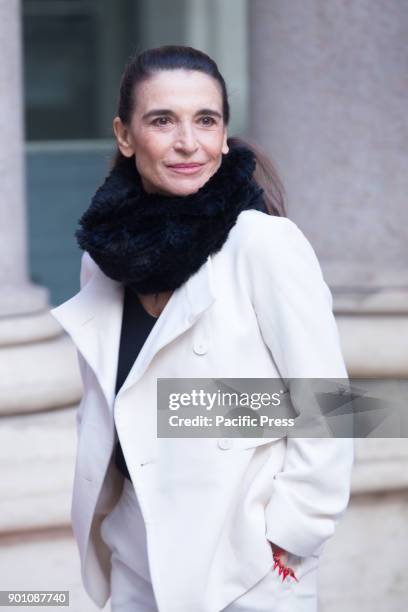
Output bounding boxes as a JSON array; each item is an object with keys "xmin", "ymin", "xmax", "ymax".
[{"xmin": 244, "ymin": 215, "xmax": 354, "ymax": 558}]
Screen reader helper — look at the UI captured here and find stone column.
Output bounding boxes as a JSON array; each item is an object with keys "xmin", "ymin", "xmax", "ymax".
[
  {"xmin": 0, "ymin": 3, "xmax": 83, "ymax": 595},
  {"xmin": 249, "ymin": 3, "xmax": 408, "ymax": 611},
  {"xmin": 0, "ymin": 0, "xmax": 46, "ymax": 315},
  {"xmin": 249, "ymin": 0, "xmax": 408, "ymax": 377},
  {"xmin": 0, "ymin": 0, "xmax": 81, "ymax": 413}
]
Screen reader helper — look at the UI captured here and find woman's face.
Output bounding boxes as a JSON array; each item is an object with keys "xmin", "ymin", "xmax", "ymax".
[{"xmin": 113, "ymin": 69, "xmax": 229, "ymax": 196}]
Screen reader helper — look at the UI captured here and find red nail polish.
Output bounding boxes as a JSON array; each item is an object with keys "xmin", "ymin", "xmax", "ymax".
[{"xmin": 272, "ymin": 550, "xmax": 298, "ymax": 582}]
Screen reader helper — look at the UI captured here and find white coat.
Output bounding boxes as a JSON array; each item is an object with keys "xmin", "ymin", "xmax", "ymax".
[{"xmin": 50, "ymin": 210, "xmax": 354, "ymax": 612}]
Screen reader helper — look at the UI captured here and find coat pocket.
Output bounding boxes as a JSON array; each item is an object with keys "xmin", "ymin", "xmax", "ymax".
[{"xmin": 283, "ymin": 552, "xmax": 320, "ymax": 596}]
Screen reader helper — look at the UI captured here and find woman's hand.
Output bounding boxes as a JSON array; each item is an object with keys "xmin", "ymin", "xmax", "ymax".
[
  {"xmin": 269, "ymin": 542, "xmax": 298, "ymax": 582},
  {"xmin": 270, "ymin": 542, "xmax": 289, "ymax": 565}
]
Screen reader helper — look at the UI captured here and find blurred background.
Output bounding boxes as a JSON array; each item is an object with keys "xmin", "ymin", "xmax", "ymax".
[{"xmin": 0, "ymin": 1, "xmax": 407, "ymax": 611}]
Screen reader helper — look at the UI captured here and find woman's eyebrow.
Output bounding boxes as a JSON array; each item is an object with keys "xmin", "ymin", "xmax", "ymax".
[{"xmin": 142, "ymin": 108, "xmax": 222, "ymax": 120}]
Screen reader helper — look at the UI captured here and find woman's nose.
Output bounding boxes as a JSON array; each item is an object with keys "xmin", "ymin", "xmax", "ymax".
[{"xmin": 173, "ymin": 123, "xmax": 198, "ymax": 153}]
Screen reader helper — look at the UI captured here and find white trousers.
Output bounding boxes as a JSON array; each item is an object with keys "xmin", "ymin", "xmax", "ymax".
[{"xmin": 100, "ymin": 477, "xmax": 319, "ymax": 612}]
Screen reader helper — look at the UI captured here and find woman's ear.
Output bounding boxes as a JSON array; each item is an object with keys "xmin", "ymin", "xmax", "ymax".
[
  {"xmin": 113, "ymin": 117, "xmax": 134, "ymax": 158},
  {"xmin": 222, "ymin": 130, "xmax": 229, "ymax": 155}
]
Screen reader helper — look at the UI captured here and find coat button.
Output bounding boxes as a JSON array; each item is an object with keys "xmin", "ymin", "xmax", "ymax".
[
  {"xmin": 218, "ymin": 438, "xmax": 233, "ymax": 450},
  {"xmin": 193, "ymin": 340, "xmax": 208, "ymax": 355}
]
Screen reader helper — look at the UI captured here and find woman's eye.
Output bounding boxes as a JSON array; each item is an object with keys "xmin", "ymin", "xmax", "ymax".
[
  {"xmin": 199, "ymin": 116, "xmax": 216, "ymax": 126},
  {"xmin": 152, "ymin": 117, "xmax": 171, "ymax": 126}
]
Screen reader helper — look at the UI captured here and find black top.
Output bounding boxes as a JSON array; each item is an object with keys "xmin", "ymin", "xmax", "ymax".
[{"xmin": 114, "ymin": 285, "xmax": 158, "ymax": 480}]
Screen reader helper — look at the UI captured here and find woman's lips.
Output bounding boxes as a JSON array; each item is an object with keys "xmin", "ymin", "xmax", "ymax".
[{"xmin": 166, "ymin": 163, "xmax": 205, "ymax": 175}]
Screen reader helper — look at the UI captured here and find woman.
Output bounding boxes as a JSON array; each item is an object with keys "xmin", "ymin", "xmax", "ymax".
[{"xmin": 51, "ymin": 46, "xmax": 353, "ymax": 612}]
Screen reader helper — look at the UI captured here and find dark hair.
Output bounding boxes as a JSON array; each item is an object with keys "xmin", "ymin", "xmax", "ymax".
[{"xmin": 112, "ymin": 45, "xmax": 286, "ymax": 217}]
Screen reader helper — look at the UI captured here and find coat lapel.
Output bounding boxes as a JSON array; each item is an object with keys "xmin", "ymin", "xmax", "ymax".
[
  {"xmin": 50, "ymin": 256, "xmax": 216, "ymax": 410},
  {"xmin": 118, "ymin": 255, "xmax": 216, "ymax": 397}
]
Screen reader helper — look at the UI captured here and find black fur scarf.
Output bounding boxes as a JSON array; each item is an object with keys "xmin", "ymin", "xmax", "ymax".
[{"xmin": 75, "ymin": 144, "xmax": 267, "ymax": 295}]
